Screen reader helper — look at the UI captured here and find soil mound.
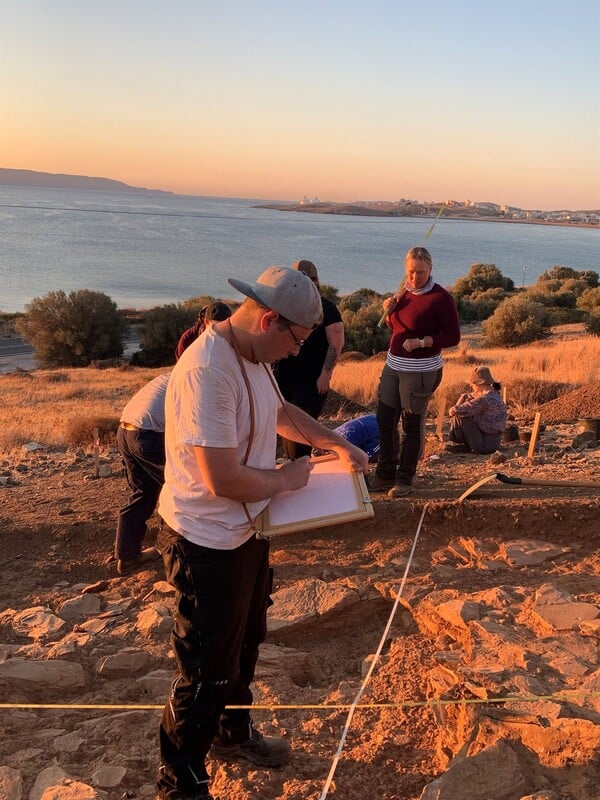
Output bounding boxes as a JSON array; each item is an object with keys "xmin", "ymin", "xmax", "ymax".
[{"xmin": 537, "ymin": 381, "xmax": 600, "ymax": 422}]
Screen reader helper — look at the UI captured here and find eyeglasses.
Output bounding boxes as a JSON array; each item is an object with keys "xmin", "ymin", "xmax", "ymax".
[{"xmin": 285, "ymin": 323, "xmax": 306, "ymax": 348}]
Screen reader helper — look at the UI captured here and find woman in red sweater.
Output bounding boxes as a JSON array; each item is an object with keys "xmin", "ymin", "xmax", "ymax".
[{"xmin": 370, "ymin": 246, "xmax": 460, "ymax": 497}]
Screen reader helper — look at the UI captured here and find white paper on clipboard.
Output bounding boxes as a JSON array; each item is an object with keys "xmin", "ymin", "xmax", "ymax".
[{"xmin": 257, "ymin": 455, "xmax": 373, "ymax": 537}]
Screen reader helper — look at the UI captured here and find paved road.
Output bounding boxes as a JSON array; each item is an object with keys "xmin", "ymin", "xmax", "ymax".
[
  {"xmin": 0, "ymin": 334, "xmax": 140, "ymax": 374},
  {"xmin": 0, "ymin": 337, "xmax": 36, "ymax": 373}
]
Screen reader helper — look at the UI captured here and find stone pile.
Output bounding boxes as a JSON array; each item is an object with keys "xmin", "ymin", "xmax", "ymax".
[{"xmin": 0, "ymin": 532, "xmax": 598, "ymax": 799}]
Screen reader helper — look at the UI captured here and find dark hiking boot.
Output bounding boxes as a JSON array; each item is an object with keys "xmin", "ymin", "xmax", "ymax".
[
  {"xmin": 117, "ymin": 546, "xmax": 160, "ymax": 576},
  {"xmin": 387, "ymin": 482, "xmax": 414, "ymax": 498},
  {"xmin": 157, "ymin": 788, "xmax": 213, "ymax": 800},
  {"xmin": 211, "ymin": 726, "xmax": 291, "ymax": 767},
  {"xmin": 444, "ymin": 443, "xmax": 471, "ymax": 454},
  {"xmin": 367, "ymin": 474, "xmax": 395, "ymax": 492}
]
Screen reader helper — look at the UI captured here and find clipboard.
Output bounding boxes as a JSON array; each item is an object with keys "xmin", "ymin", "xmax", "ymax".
[{"xmin": 257, "ymin": 455, "xmax": 374, "ymax": 538}]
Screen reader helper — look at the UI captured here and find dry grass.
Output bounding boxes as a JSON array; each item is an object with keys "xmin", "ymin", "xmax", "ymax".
[
  {"xmin": 0, "ymin": 366, "xmax": 165, "ymax": 452},
  {"xmin": 331, "ymin": 329, "xmax": 600, "ymax": 418},
  {"xmin": 1, "ymin": 327, "xmax": 598, "ymax": 454}
]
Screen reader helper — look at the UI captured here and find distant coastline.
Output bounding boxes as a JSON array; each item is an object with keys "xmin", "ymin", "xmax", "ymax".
[
  {"xmin": 0, "ymin": 168, "xmax": 173, "ymax": 195},
  {"xmin": 256, "ymin": 202, "xmax": 599, "ymax": 230}
]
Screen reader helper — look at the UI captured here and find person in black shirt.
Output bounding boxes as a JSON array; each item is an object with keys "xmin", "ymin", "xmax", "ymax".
[{"xmin": 274, "ymin": 260, "xmax": 344, "ymax": 459}]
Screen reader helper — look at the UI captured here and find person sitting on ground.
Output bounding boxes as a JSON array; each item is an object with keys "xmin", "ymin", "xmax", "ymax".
[
  {"xmin": 175, "ymin": 300, "xmax": 232, "ymax": 360},
  {"xmin": 333, "ymin": 414, "xmax": 380, "ymax": 462},
  {"xmin": 446, "ymin": 365, "xmax": 507, "ymax": 454}
]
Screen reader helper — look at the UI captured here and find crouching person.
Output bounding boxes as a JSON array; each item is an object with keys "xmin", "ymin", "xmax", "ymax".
[{"xmin": 447, "ymin": 366, "xmax": 507, "ymax": 454}]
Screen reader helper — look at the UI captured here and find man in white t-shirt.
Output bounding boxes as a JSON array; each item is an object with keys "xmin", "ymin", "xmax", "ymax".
[{"xmin": 155, "ymin": 266, "xmax": 368, "ymax": 800}]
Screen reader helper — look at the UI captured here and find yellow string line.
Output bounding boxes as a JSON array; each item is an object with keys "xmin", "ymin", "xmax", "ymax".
[{"xmin": 0, "ymin": 691, "xmax": 599, "ymax": 712}]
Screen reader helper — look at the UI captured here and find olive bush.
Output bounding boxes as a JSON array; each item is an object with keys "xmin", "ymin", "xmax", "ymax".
[
  {"xmin": 451, "ymin": 263, "xmax": 514, "ymax": 298},
  {"xmin": 16, "ymin": 290, "xmax": 126, "ymax": 367},
  {"xmin": 132, "ymin": 303, "xmax": 197, "ymax": 366},
  {"xmin": 577, "ymin": 287, "xmax": 600, "ymax": 313},
  {"xmin": 482, "ymin": 296, "xmax": 551, "ymax": 347},
  {"xmin": 584, "ymin": 308, "xmax": 600, "ymax": 337}
]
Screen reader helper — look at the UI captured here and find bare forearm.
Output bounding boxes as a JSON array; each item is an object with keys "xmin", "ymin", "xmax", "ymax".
[
  {"xmin": 322, "ymin": 343, "xmax": 339, "ymax": 373},
  {"xmin": 278, "ymin": 403, "xmax": 369, "ymax": 473},
  {"xmin": 195, "ymin": 446, "xmax": 313, "ymax": 502}
]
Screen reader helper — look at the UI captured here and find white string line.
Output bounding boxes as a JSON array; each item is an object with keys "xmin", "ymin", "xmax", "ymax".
[{"xmin": 319, "ymin": 502, "xmax": 429, "ymax": 800}]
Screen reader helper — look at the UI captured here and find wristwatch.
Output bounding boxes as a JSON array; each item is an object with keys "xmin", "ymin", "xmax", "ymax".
[{"xmin": 419, "ymin": 338, "xmax": 426, "ymax": 348}]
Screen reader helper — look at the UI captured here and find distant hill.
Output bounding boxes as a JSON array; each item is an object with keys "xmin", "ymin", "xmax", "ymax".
[{"xmin": 0, "ymin": 168, "xmax": 173, "ymax": 195}]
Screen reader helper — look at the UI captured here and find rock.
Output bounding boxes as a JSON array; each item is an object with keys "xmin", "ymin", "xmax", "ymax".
[
  {"xmin": 12, "ymin": 607, "xmax": 65, "ymax": 640},
  {"xmin": 91, "ymin": 764, "xmax": 127, "ymax": 787},
  {"xmin": 499, "ymin": 540, "xmax": 569, "ymax": 566},
  {"xmin": 53, "ymin": 732, "xmax": 85, "ymax": 754},
  {"xmin": 436, "ymin": 599, "xmax": 481, "ymax": 628},
  {"xmin": 268, "ymin": 578, "xmax": 360, "ymax": 632},
  {"xmin": 81, "ymin": 581, "xmax": 110, "ymax": 595},
  {"xmin": 0, "ymin": 766, "xmax": 23, "ymax": 800},
  {"xmin": 97, "ymin": 648, "xmax": 150, "ymax": 677},
  {"xmin": 136, "ymin": 669, "xmax": 173, "ymax": 698},
  {"xmin": 58, "ymin": 594, "xmax": 102, "ymax": 623},
  {"xmin": 530, "ymin": 601, "xmax": 599, "ymax": 632},
  {"xmin": 29, "ymin": 765, "xmax": 69, "ymax": 800},
  {"xmin": 39, "ymin": 779, "xmax": 100, "ymax": 799},
  {"xmin": 0, "ymin": 659, "xmax": 85, "ymax": 689},
  {"xmin": 420, "ymin": 740, "xmax": 527, "ymax": 800},
  {"xmin": 135, "ymin": 604, "xmax": 172, "ymax": 638}
]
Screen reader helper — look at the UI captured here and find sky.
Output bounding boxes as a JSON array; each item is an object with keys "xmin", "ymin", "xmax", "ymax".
[{"xmin": 1, "ymin": 0, "xmax": 599, "ymax": 209}]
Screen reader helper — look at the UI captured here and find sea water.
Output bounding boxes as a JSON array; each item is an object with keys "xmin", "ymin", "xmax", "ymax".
[{"xmin": 1, "ymin": 186, "xmax": 598, "ymax": 313}]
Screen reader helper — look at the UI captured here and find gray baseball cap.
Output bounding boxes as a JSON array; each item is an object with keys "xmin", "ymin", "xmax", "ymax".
[{"xmin": 228, "ymin": 266, "xmax": 323, "ymax": 329}]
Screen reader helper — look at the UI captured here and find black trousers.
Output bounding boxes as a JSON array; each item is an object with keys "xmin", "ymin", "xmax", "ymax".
[
  {"xmin": 276, "ymin": 378, "xmax": 327, "ymax": 459},
  {"xmin": 156, "ymin": 526, "xmax": 271, "ymax": 798},
  {"xmin": 376, "ymin": 365, "xmax": 442, "ymax": 483},
  {"xmin": 115, "ymin": 425, "xmax": 165, "ymax": 560}
]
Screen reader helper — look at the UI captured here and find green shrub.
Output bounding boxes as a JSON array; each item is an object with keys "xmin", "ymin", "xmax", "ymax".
[
  {"xmin": 456, "ymin": 287, "xmax": 506, "ymax": 322},
  {"xmin": 342, "ymin": 300, "xmax": 391, "ymax": 355},
  {"xmin": 132, "ymin": 303, "xmax": 197, "ymax": 366},
  {"xmin": 16, "ymin": 290, "xmax": 126, "ymax": 367},
  {"xmin": 319, "ymin": 284, "xmax": 341, "ymax": 304},
  {"xmin": 339, "ymin": 288, "xmax": 383, "ymax": 314},
  {"xmin": 524, "ymin": 289, "xmax": 577, "ymax": 309},
  {"xmin": 584, "ymin": 308, "xmax": 600, "ymax": 337},
  {"xmin": 451, "ymin": 263, "xmax": 514, "ymax": 298},
  {"xmin": 545, "ymin": 307, "xmax": 587, "ymax": 325},
  {"xmin": 482, "ymin": 296, "xmax": 551, "ymax": 347},
  {"xmin": 577, "ymin": 287, "xmax": 600, "ymax": 313},
  {"xmin": 538, "ymin": 266, "xmax": 599, "ymax": 288}
]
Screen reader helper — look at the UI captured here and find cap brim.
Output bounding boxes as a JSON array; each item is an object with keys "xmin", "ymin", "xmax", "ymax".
[{"xmin": 227, "ymin": 278, "xmax": 268, "ymax": 307}]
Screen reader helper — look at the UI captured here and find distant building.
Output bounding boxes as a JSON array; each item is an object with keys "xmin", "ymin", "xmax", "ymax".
[{"xmin": 475, "ymin": 202, "xmax": 501, "ymax": 211}]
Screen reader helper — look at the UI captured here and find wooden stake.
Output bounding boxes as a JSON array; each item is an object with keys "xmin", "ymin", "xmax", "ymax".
[
  {"xmin": 527, "ymin": 412, "xmax": 542, "ymax": 459},
  {"xmin": 501, "ymin": 385, "xmax": 508, "ymax": 405},
  {"xmin": 93, "ymin": 427, "xmax": 100, "ymax": 478},
  {"xmin": 436, "ymin": 397, "xmax": 446, "ymax": 441}
]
